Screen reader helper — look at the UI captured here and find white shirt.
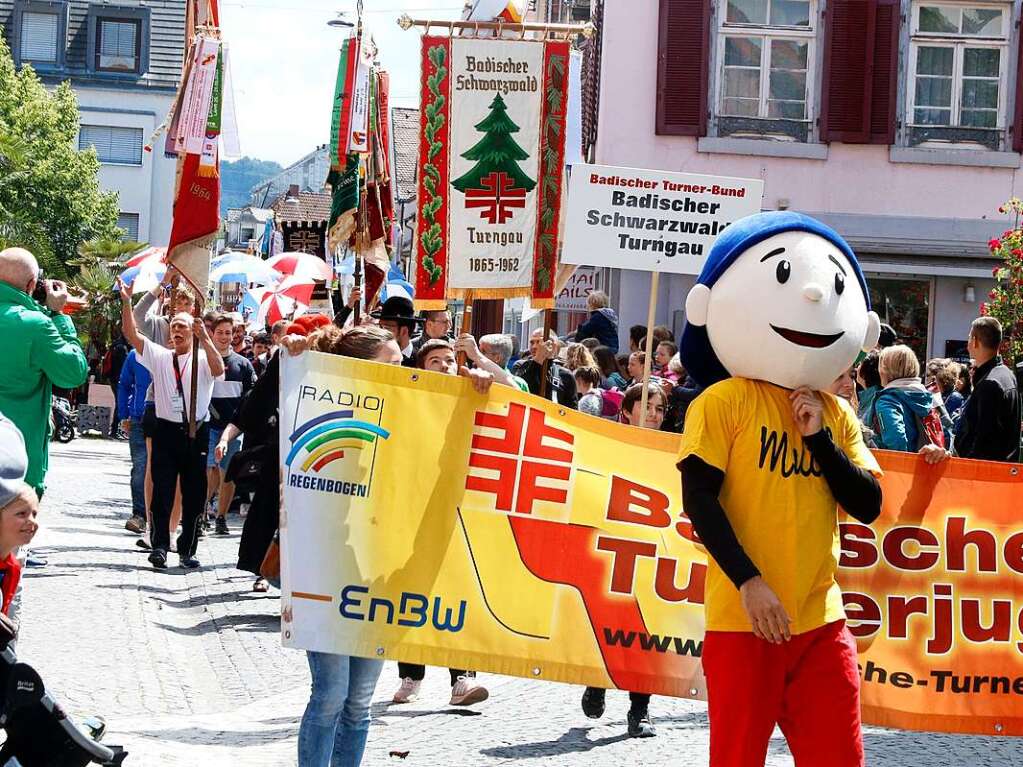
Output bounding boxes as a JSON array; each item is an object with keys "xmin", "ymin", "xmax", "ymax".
[{"xmin": 139, "ymin": 340, "xmax": 222, "ymax": 423}]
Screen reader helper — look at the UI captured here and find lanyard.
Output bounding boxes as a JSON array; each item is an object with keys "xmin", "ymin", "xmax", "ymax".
[{"xmin": 172, "ymin": 353, "xmax": 190, "ymax": 425}]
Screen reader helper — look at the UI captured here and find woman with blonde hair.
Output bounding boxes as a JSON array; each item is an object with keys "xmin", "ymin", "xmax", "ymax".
[
  {"xmin": 565, "ymin": 342, "xmax": 597, "ymax": 372},
  {"xmin": 873, "ymin": 345, "xmax": 946, "ymax": 452}
]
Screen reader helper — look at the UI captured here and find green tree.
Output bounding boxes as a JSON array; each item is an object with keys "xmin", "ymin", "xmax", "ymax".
[
  {"xmin": 985, "ymin": 199, "xmax": 1023, "ymax": 365},
  {"xmin": 0, "ymin": 38, "xmax": 120, "ymax": 278},
  {"xmin": 452, "ymin": 94, "xmax": 536, "ymax": 193}
]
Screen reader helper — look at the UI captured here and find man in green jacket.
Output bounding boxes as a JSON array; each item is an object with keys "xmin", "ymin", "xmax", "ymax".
[{"xmin": 0, "ymin": 248, "xmax": 89, "ymax": 496}]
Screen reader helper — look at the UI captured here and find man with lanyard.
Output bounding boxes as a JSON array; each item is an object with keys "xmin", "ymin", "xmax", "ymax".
[{"xmin": 119, "ymin": 280, "xmax": 224, "ymax": 570}]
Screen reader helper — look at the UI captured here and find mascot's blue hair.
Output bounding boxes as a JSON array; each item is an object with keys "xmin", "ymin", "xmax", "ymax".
[{"xmin": 680, "ymin": 211, "xmax": 871, "ymax": 389}]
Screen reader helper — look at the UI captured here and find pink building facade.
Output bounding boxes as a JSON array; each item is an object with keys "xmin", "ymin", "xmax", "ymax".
[{"xmin": 591, "ymin": 0, "xmax": 1016, "ymax": 361}]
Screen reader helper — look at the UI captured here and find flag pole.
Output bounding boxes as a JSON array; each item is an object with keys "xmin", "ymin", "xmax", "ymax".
[
  {"xmin": 539, "ymin": 309, "xmax": 554, "ymax": 400},
  {"xmin": 638, "ymin": 271, "xmax": 660, "ymax": 428},
  {"xmin": 396, "ymin": 14, "xmax": 594, "ymax": 40},
  {"xmin": 457, "ymin": 291, "xmax": 474, "ymax": 368}
]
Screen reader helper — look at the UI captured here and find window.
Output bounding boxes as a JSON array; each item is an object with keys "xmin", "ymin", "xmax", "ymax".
[
  {"xmin": 717, "ymin": 0, "xmax": 816, "ymax": 135},
  {"xmin": 117, "ymin": 213, "xmax": 140, "ymax": 242},
  {"xmin": 868, "ymin": 277, "xmax": 932, "ymax": 362},
  {"xmin": 79, "ymin": 125, "xmax": 144, "ymax": 165},
  {"xmin": 19, "ymin": 11, "xmax": 58, "ymax": 64},
  {"xmin": 95, "ymin": 17, "xmax": 141, "ymax": 73},
  {"xmin": 908, "ymin": 3, "xmax": 1009, "ymax": 143}
]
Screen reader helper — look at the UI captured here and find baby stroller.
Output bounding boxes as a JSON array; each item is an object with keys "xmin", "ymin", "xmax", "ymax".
[{"xmin": 0, "ymin": 613, "xmax": 126, "ymax": 765}]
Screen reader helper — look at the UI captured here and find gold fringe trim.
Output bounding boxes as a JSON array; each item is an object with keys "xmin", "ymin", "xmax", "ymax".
[
  {"xmin": 413, "ymin": 299, "xmax": 448, "ymax": 311},
  {"xmin": 531, "ymin": 298, "xmax": 555, "ymax": 310},
  {"xmin": 327, "ymin": 212, "xmax": 357, "ymax": 253},
  {"xmin": 196, "ymin": 165, "xmax": 220, "ymax": 178},
  {"xmin": 445, "ymin": 287, "xmax": 531, "ymax": 300}
]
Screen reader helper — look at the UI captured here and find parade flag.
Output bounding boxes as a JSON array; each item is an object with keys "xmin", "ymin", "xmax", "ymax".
[
  {"xmin": 330, "ymin": 37, "xmax": 359, "ymax": 170},
  {"xmin": 413, "ymin": 35, "xmax": 571, "ymax": 309},
  {"xmin": 281, "ymin": 352, "xmax": 1023, "ymax": 737}
]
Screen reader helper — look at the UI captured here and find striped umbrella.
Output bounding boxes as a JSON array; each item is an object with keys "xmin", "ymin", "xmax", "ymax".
[
  {"xmin": 267, "ymin": 252, "xmax": 333, "ymax": 282},
  {"xmin": 124, "ymin": 246, "xmax": 166, "ymax": 268},
  {"xmin": 257, "ymin": 275, "xmax": 316, "ymax": 326}
]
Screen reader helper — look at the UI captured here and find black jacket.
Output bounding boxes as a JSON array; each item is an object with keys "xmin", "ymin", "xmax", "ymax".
[
  {"xmin": 954, "ymin": 357, "xmax": 1021, "ymax": 462},
  {"xmin": 512, "ymin": 358, "xmax": 578, "ymax": 409}
]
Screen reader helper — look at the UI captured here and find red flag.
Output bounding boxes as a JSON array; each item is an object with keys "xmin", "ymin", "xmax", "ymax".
[{"xmin": 167, "ymin": 152, "xmax": 219, "ymax": 291}]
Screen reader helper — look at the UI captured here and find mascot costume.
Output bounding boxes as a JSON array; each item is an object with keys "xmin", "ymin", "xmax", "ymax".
[{"xmin": 677, "ymin": 212, "xmax": 883, "ymax": 767}]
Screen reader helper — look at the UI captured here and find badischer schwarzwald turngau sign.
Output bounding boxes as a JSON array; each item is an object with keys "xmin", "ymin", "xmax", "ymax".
[{"xmin": 562, "ymin": 164, "xmax": 764, "ymax": 275}]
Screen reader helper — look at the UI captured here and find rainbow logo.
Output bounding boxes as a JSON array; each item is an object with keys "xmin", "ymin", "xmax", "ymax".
[{"xmin": 285, "ymin": 410, "xmax": 390, "ymax": 473}]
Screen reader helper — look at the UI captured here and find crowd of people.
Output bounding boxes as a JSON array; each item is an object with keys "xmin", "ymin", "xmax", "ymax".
[{"xmin": 0, "ymin": 242, "xmax": 1021, "ymax": 766}]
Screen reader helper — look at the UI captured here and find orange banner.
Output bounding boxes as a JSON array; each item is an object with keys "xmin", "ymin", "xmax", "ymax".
[{"xmin": 842, "ymin": 451, "xmax": 1023, "ymax": 736}]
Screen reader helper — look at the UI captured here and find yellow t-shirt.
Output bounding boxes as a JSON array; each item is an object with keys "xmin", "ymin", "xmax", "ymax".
[{"xmin": 677, "ymin": 377, "xmax": 881, "ymax": 635}]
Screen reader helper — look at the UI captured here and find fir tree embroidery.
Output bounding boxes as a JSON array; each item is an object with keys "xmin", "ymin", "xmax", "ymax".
[{"xmin": 453, "ymin": 93, "xmax": 536, "ymax": 225}]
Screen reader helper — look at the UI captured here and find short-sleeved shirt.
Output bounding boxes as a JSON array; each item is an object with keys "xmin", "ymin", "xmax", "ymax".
[
  {"xmin": 209, "ymin": 351, "xmax": 257, "ymax": 429},
  {"xmin": 139, "ymin": 340, "xmax": 221, "ymax": 423},
  {"xmin": 677, "ymin": 377, "xmax": 881, "ymax": 635}
]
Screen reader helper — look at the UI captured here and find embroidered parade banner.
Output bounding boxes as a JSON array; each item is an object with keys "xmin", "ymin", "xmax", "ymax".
[
  {"xmin": 414, "ymin": 35, "xmax": 570, "ymax": 309},
  {"xmin": 279, "ymin": 352, "xmax": 1023, "ymax": 737}
]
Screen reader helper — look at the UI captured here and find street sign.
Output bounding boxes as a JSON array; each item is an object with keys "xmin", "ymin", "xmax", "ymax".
[{"xmin": 562, "ymin": 163, "xmax": 764, "ymax": 275}]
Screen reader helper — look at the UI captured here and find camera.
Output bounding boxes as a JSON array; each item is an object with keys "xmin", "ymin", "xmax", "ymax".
[{"xmin": 32, "ymin": 275, "xmax": 49, "ymax": 305}]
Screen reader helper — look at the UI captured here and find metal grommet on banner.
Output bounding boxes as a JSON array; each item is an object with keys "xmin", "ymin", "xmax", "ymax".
[
  {"xmin": 284, "ymin": 630, "xmax": 292, "ymax": 640},
  {"xmin": 376, "ymin": 647, "xmax": 385, "ymax": 656},
  {"xmin": 531, "ymin": 667, "xmax": 541, "ymax": 676},
  {"xmin": 1011, "ymin": 467, "xmax": 1019, "ymax": 476},
  {"xmin": 558, "ymin": 409, "xmax": 566, "ymax": 416},
  {"xmin": 689, "ymin": 687, "xmax": 698, "ymax": 696},
  {"xmin": 995, "ymin": 723, "xmax": 1004, "ymax": 733},
  {"xmin": 411, "ymin": 374, "xmax": 419, "ymax": 382}
]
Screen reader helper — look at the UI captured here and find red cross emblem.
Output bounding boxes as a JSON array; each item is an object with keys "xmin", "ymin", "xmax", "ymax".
[
  {"xmin": 465, "ymin": 403, "xmax": 574, "ymax": 516},
  {"xmin": 464, "ymin": 172, "xmax": 527, "ymax": 225}
]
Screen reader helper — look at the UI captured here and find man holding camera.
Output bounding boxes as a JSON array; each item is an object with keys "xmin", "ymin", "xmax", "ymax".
[{"xmin": 0, "ymin": 248, "xmax": 89, "ymax": 497}]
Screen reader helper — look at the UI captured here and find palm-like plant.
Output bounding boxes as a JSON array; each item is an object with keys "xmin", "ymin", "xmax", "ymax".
[
  {"xmin": 0, "ymin": 132, "xmax": 56, "ymax": 270},
  {"xmin": 70, "ymin": 238, "xmax": 149, "ymax": 351}
]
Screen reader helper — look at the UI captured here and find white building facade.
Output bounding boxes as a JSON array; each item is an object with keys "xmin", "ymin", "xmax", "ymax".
[{"xmin": 2, "ymin": 0, "xmax": 185, "ymax": 245}]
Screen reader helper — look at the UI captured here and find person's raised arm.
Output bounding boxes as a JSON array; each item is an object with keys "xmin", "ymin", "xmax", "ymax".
[
  {"xmin": 453, "ymin": 334, "xmax": 518, "ymax": 388},
  {"xmin": 195, "ymin": 319, "xmax": 225, "ymax": 377},
  {"xmin": 119, "ymin": 280, "xmax": 145, "ymax": 355}
]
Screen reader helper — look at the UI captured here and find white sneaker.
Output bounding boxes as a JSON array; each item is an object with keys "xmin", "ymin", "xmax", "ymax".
[
  {"xmin": 449, "ymin": 675, "xmax": 488, "ymax": 706},
  {"xmin": 392, "ymin": 677, "xmax": 421, "ymax": 704}
]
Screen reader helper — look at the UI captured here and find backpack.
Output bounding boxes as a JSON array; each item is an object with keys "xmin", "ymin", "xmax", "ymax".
[
  {"xmin": 100, "ymin": 348, "xmax": 114, "ymax": 381},
  {"xmin": 873, "ymin": 392, "xmax": 945, "ymax": 450},
  {"xmin": 599, "ymin": 388, "xmax": 624, "ymax": 419}
]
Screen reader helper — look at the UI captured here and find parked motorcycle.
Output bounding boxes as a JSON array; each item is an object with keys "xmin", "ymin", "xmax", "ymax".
[{"xmin": 51, "ymin": 398, "xmax": 77, "ymax": 444}]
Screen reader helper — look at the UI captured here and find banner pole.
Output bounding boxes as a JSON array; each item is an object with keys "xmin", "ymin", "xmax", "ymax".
[
  {"xmin": 188, "ymin": 293, "xmax": 204, "ymax": 439},
  {"xmin": 457, "ymin": 292, "xmax": 474, "ymax": 368},
  {"xmin": 539, "ymin": 308, "xmax": 554, "ymax": 400},
  {"xmin": 639, "ymin": 271, "xmax": 659, "ymax": 427}
]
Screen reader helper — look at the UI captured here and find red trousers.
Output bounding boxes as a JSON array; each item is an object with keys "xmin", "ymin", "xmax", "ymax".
[{"xmin": 702, "ymin": 620, "xmax": 863, "ymax": 767}]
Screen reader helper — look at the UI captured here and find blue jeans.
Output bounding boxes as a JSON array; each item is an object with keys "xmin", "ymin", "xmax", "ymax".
[
  {"xmin": 127, "ymin": 417, "xmax": 147, "ymax": 518},
  {"xmin": 298, "ymin": 652, "xmax": 383, "ymax": 767}
]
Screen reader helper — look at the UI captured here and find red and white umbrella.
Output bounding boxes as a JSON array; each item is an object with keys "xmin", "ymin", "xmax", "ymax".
[
  {"xmin": 266, "ymin": 252, "xmax": 333, "ymax": 282},
  {"xmin": 124, "ymin": 246, "xmax": 167, "ymax": 268},
  {"xmin": 254, "ymin": 275, "xmax": 316, "ymax": 326}
]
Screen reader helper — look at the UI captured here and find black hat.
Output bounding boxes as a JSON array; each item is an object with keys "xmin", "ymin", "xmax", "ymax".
[
  {"xmin": 371, "ymin": 296, "xmax": 423, "ymax": 325},
  {"xmin": 878, "ymin": 323, "xmax": 898, "ymax": 348}
]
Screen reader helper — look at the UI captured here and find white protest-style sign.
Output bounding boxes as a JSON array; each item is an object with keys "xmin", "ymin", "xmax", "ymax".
[
  {"xmin": 563, "ymin": 164, "xmax": 764, "ymax": 275},
  {"xmin": 348, "ymin": 41, "xmax": 374, "ymax": 153},
  {"xmin": 555, "ymin": 266, "xmax": 595, "ymax": 312}
]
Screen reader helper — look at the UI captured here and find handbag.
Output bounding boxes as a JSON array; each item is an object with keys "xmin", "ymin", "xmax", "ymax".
[
  {"xmin": 259, "ymin": 533, "xmax": 280, "ymax": 580},
  {"xmin": 225, "ymin": 443, "xmax": 269, "ymax": 488}
]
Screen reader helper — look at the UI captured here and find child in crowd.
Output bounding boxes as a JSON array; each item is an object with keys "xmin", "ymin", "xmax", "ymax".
[
  {"xmin": 0, "ymin": 414, "xmax": 39, "ymax": 625},
  {"xmin": 655, "ymin": 341, "xmax": 679, "ymax": 382},
  {"xmin": 582, "ymin": 382, "xmax": 666, "ymax": 738}
]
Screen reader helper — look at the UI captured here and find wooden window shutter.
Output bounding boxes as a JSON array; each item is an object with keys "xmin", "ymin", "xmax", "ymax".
[
  {"xmin": 821, "ymin": 0, "xmax": 900, "ymax": 144},
  {"xmin": 1013, "ymin": 21, "xmax": 1023, "ymax": 152},
  {"xmin": 656, "ymin": 0, "xmax": 710, "ymax": 136}
]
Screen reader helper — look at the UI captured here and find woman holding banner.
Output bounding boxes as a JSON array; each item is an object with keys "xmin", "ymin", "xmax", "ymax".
[{"xmin": 291, "ymin": 324, "xmax": 404, "ymax": 766}]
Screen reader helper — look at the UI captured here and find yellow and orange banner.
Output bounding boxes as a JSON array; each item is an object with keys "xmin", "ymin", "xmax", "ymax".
[{"xmin": 279, "ymin": 352, "xmax": 1023, "ymax": 736}]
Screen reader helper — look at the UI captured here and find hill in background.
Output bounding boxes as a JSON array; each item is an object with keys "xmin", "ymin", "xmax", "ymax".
[{"xmin": 220, "ymin": 157, "xmax": 283, "ymax": 216}]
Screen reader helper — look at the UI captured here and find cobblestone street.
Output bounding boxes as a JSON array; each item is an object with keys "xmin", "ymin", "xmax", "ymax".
[{"xmin": 16, "ymin": 439, "xmax": 1022, "ymax": 765}]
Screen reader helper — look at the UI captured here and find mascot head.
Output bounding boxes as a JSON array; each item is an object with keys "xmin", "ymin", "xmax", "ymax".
[{"xmin": 680, "ymin": 211, "xmax": 880, "ymax": 391}]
